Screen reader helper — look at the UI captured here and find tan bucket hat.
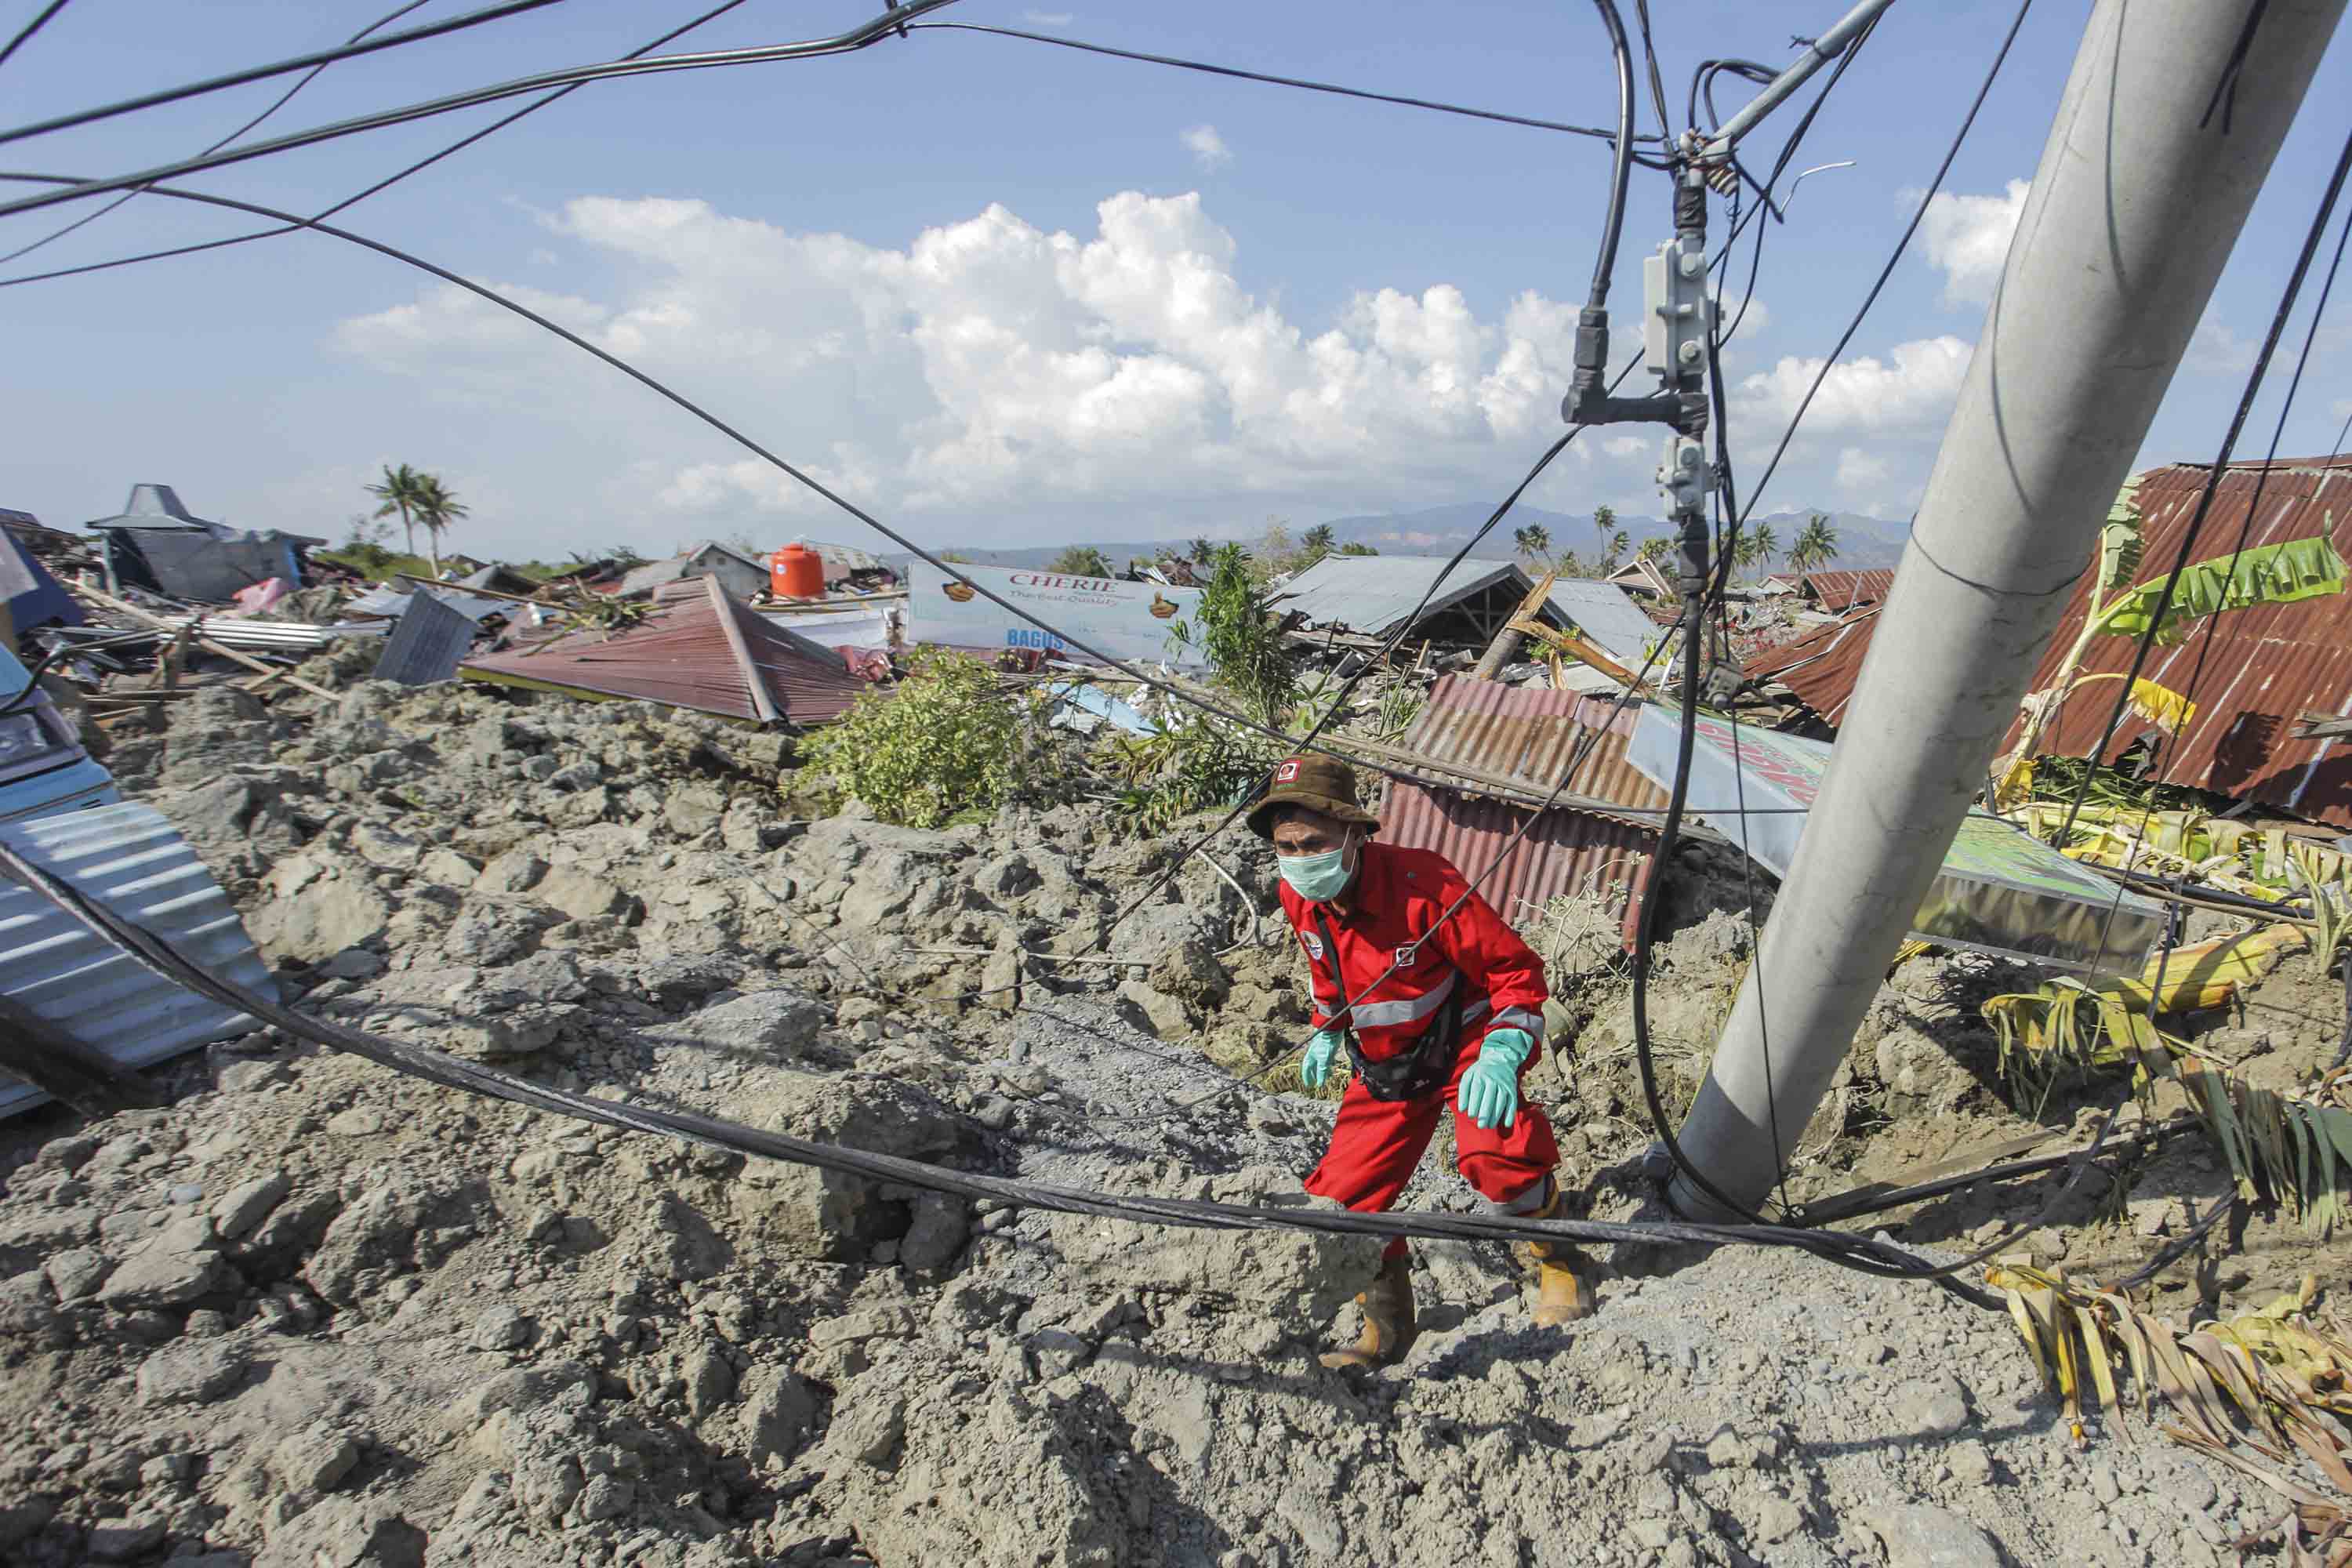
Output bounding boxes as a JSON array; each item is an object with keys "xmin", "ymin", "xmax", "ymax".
[{"xmin": 1246, "ymin": 754, "xmax": 1381, "ymax": 840}]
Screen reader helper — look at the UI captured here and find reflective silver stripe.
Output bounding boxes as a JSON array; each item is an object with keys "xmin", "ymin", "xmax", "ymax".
[
  {"xmin": 1348, "ymin": 967, "xmax": 1458, "ymax": 1029},
  {"xmin": 1489, "ymin": 1006, "xmax": 1546, "ymax": 1042},
  {"xmin": 1460, "ymin": 997, "xmax": 1491, "ymax": 1027},
  {"xmin": 1483, "ymin": 1174, "xmax": 1556, "ymax": 1216}
]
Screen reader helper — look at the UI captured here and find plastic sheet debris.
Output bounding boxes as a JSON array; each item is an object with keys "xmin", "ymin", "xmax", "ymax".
[{"xmin": 1628, "ymin": 704, "xmax": 2167, "ymax": 971}]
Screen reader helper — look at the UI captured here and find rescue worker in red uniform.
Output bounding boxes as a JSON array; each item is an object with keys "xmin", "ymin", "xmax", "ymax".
[{"xmin": 1249, "ymin": 754, "xmax": 1592, "ymax": 1370}]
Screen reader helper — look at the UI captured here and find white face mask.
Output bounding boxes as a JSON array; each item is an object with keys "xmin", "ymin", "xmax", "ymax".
[{"xmin": 1279, "ymin": 830, "xmax": 1359, "ymax": 902}]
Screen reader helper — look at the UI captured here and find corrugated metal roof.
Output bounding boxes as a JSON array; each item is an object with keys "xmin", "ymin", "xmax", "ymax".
[
  {"xmin": 1743, "ymin": 607, "xmax": 1882, "ymax": 727},
  {"xmin": 0, "ymin": 802, "xmax": 277, "ymax": 1119},
  {"xmin": 1608, "ymin": 557, "xmax": 1675, "ymax": 597},
  {"xmin": 373, "ymin": 592, "xmax": 477, "ymax": 686},
  {"xmin": 1380, "ymin": 676, "xmax": 1664, "ymax": 943},
  {"xmin": 1543, "ymin": 578, "xmax": 1664, "ymax": 670},
  {"xmin": 1400, "ymin": 674, "xmax": 1668, "ymax": 820},
  {"xmin": 1381, "ymin": 782, "xmax": 1654, "ymax": 936},
  {"xmin": 1800, "ymin": 568, "xmax": 1894, "ymax": 612},
  {"xmin": 2013, "ymin": 454, "xmax": 2352, "ymax": 826},
  {"xmin": 1268, "ymin": 556, "xmax": 1543, "ymax": 637},
  {"xmin": 616, "ymin": 543, "xmax": 769, "ymax": 599},
  {"xmin": 1735, "ymin": 456, "xmax": 2352, "ymax": 828},
  {"xmin": 461, "ymin": 575, "xmax": 865, "ymax": 724}
]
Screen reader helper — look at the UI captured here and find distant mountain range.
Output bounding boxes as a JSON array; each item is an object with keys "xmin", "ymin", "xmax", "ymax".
[{"xmin": 889, "ymin": 502, "xmax": 1908, "ymax": 575}]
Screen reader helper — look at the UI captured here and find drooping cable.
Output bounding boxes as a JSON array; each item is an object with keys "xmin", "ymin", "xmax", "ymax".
[
  {"xmin": 0, "ymin": 0, "xmax": 761, "ymax": 292},
  {"xmin": 0, "ymin": 0, "xmax": 71, "ymax": 72},
  {"xmin": 0, "ymin": 0, "xmax": 437, "ymax": 269},
  {"xmin": 0, "ymin": 0, "xmax": 964, "ymax": 222},
  {"xmin": 0, "ymin": 0, "xmax": 568, "ymax": 147},
  {"xmin": 2049, "ymin": 124, "xmax": 2352, "ymax": 855},
  {"xmin": 1586, "ymin": 0, "xmax": 1637, "ymax": 307},
  {"xmin": 1731, "ymin": 0, "xmax": 2032, "ymax": 532},
  {"xmin": 905, "ymin": 21, "xmax": 1646, "ymax": 143}
]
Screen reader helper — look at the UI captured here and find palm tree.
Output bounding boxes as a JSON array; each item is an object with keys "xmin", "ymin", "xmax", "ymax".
[
  {"xmin": 1301, "ymin": 523, "xmax": 1337, "ymax": 561},
  {"xmin": 365, "ymin": 464, "xmax": 429, "ymax": 560},
  {"xmin": 1742, "ymin": 522, "xmax": 1779, "ymax": 572},
  {"xmin": 1601, "ymin": 529, "xmax": 1631, "ymax": 572},
  {"xmin": 1513, "ymin": 523, "xmax": 1553, "ymax": 570},
  {"xmin": 412, "ymin": 474, "xmax": 468, "ymax": 576},
  {"xmin": 1188, "ymin": 537, "xmax": 1213, "ymax": 564},
  {"xmin": 1591, "ymin": 505, "xmax": 1616, "ymax": 568},
  {"xmin": 1789, "ymin": 513, "xmax": 1839, "ymax": 573},
  {"xmin": 1638, "ymin": 534, "xmax": 1675, "ymax": 564}
]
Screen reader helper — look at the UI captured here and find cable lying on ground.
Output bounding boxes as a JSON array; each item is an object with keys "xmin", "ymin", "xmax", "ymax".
[{"xmin": 0, "ymin": 833, "xmax": 1997, "ymax": 1282}]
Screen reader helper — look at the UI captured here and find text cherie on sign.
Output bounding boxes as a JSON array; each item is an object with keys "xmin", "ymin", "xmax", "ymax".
[{"xmin": 907, "ymin": 559, "xmax": 1207, "ymax": 666}]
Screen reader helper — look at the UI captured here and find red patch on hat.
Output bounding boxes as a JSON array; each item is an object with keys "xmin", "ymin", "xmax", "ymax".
[{"xmin": 1275, "ymin": 760, "xmax": 1301, "ymax": 782}]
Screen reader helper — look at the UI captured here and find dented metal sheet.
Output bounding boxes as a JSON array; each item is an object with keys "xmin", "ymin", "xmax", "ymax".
[
  {"xmin": 0, "ymin": 802, "xmax": 277, "ymax": 1117},
  {"xmin": 1627, "ymin": 704, "xmax": 2165, "ymax": 971},
  {"xmin": 1380, "ymin": 781, "xmax": 1655, "ymax": 935}
]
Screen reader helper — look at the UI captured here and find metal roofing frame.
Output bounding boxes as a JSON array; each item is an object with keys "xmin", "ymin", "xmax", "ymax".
[
  {"xmin": 0, "ymin": 802, "xmax": 276, "ymax": 1119},
  {"xmin": 1268, "ymin": 556, "xmax": 1559, "ymax": 641}
]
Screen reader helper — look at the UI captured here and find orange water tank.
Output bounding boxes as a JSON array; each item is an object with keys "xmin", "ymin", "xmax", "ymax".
[{"xmin": 770, "ymin": 543, "xmax": 824, "ymax": 600}]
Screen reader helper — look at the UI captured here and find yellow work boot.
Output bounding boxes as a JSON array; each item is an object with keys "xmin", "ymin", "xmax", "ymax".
[
  {"xmin": 1522, "ymin": 1189, "xmax": 1595, "ymax": 1326},
  {"xmin": 1321, "ymin": 1250, "xmax": 1417, "ymax": 1370}
]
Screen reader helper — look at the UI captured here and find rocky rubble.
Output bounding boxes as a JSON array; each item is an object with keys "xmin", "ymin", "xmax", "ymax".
[{"xmin": 0, "ymin": 676, "xmax": 2322, "ymax": 1566}]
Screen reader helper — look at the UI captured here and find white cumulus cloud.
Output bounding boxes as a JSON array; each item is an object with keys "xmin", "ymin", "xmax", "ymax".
[
  {"xmin": 1734, "ymin": 336, "xmax": 1974, "ymax": 440},
  {"xmin": 1180, "ymin": 125, "xmax": 1231, "ymax": 170},
  {"xmin": 328, "ymin": 191, "xmax": 1628, "ymax": 548},
  {"xmin": 1918, "ymin": 179, "xmax": 2028, "ymax": 307}
]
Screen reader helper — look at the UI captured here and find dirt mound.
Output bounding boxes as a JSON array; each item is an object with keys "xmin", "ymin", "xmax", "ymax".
[{"xmin": 0, "ymin": 677, "xmax": 2333, "ymax": 1565}]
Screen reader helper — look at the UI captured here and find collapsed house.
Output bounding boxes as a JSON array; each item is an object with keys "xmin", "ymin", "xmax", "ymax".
[
  {"xmin": 1375, "ymin": 674, "xmax": 1669, "ymax": 940},
  {"xmin": 459, "ymin": 575, "xmax": 870, "ymax": 724},
  {"xmin": 1741, "ymin": 452, "xmax": 2352, "ymax": 829},
  {"xmin": 612, "ymin": 542, "xmax": 771, "ymax": 602},
  {"xmin": 82, "ymin": 484, "xmax": 325, "ymax": 603}
]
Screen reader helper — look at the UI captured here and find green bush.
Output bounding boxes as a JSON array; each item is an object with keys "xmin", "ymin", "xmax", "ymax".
[{"xmin": 802, "ymin": 650, "xmax": 1041, "ymax": 829}]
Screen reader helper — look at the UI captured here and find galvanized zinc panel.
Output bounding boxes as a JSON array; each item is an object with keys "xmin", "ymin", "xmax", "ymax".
[
  {"xmin": 0, "ymin": 802, "xmax": 276, "ymax": 1117},
  {"xmin": 1543, "ymin": 577, "xmax": 1669, "ymax": 669},
  {"xmin": 374, "ymin": 590, "xmax": 477, "ymax": 686},
  {"xmin": 1268, "ymin": 556, "xmax": 1533, "ymax": 637}
]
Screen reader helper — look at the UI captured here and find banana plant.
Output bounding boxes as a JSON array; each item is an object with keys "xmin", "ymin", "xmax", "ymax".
[{"xmin": 1991, "ymin": 478, "xmax": 2348, "ymax": 809}]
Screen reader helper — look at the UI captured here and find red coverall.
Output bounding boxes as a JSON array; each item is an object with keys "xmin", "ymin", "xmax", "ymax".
[{"xmin": 1280, "ymin": 840, "xmax": 1559, "ymax": 1248}]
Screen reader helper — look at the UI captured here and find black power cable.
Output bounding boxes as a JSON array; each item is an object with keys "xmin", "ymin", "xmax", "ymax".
[
  {"xmin": 0, "ymin": 0, "xmax": 964, "ymax": 223},
  {"xmin": 0, "ymin": 0, "xmax": 569, "ymax": 147},
  {"xmin": 0, "ymin": 0, "xmax": 437, "ymax": 270},
  {"xmin": 0, "ymin": 816, "xmax": 2002, "ymax": 1298},
  {"xmin": 0, "ymin": 0, "xmax": 762, "ymax": 293},
  {"xmin": 0, "ymin": 0, "xmax": 71, "ymax": 72},
  {"xmin": 1630, "ymin": 0, "xmax": 2090, "ymax": 1300},
  {"xmin": 1730, "ymin": 0, "xmax": 2033, "ymax": 532},
  {"xmin": 2050, "ymin": 125, "xmax": 2352, "ymax": 855},
  {"xmin": 905, "ymin": 22, "xmax": 1648, "ymax": 144},
  {"xmin": 1585, "ymin": 0, "xmax": 1638, "ymax": 309}
]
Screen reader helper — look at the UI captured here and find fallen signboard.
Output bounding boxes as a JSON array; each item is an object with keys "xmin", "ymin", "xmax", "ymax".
[
  {"xmin": 1627, "ymin": 705, "xmax": 2166, "ymax": 972},
  {"xmin": 908, "ymin": 560, "xmax": 1205, "ymax": 667}
]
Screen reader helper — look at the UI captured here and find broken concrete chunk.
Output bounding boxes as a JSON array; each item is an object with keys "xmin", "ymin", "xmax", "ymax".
[{"xmin": 535, "ymin": 863, "xmax": 630, "ymax": 922}]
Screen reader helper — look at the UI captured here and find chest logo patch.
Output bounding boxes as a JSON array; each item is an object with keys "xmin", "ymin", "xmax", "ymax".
[{"xmin": 1300, "ymin": 931, "xmax": 1324, "ymax": 960}]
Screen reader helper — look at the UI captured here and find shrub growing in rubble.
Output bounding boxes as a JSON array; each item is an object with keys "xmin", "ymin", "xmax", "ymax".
[{"xmin": 804, "ymin": 649, "xmax": 1042, "ymax": 829}]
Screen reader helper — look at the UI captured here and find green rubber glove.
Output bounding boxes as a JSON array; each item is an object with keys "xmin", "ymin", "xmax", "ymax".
[
  {"xmin": 1459, "ymin": 1028, "xmax": 1534, "ymax": 1130},
  {"xmin": 1301, "ymin": 1028, "xmax": 1345, "ymax": 1090}
]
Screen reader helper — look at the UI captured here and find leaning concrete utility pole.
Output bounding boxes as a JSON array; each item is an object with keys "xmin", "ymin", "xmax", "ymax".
[{"xmin": 1669, "ymin": 0, "xmax": 2347, "ymax": 1219}]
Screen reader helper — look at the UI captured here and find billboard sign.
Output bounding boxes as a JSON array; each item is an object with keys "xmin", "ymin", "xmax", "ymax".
[{"xmin": 907, "ymin": 560, "xmax": 1205, "ymax": 667}]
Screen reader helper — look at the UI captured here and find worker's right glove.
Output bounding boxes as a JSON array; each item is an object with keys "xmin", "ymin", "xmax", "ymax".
[{"xmin": 1301, "ymin": 1028, "xmax": 1345, "ymax": 1090}]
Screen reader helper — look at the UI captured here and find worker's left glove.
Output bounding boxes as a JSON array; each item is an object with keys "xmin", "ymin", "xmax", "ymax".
[{"xmin": 1459, "ymin": 1028, "xmax": 1535, "ymax": 1131}]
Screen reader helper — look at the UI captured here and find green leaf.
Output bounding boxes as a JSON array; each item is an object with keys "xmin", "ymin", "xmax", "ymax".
[{"xmin": 2093, "ymin": 534, "xmax": 2347, "ymax": 646}]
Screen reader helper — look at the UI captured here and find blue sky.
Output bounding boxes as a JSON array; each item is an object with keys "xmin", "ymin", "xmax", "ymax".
[{"xmin": 2, "ymin": 0, "xmax": 2347, "ymax": 562}]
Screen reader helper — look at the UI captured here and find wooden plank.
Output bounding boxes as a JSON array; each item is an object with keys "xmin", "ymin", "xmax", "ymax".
[{"xmin": 73, "ymin": 585, "xmax": 340, "ymax": 702}]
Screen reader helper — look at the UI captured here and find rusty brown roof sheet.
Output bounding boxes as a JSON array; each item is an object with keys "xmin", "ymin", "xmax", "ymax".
[
  {"xmin": 1399, "ymin": 675, "xmax": 1670, "ymax": 818},
  {"xmin": 1381, "ymin": 781, "xmax": 1654, "ymax": 937},
  {"xmin": 460, "ymin": 576, "xmax": 866, "ymax": 724},
  {"xmin": 1800, "ymin": 569, "xmax": 1894, "ymax": 612},
  {"xmin": 1734, "ymin": 455, "xmax": 2352, "ymax": 827},
  {"xmin": 2013, "ymin": 454, "xmax": 2352, "ymax": 827},
  {"xmin": 1743, "ymin": 607, "xmax": 1882, "ymax": 727}
]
